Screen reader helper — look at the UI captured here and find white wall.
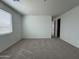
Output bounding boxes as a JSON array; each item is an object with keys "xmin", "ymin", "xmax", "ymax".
[
  {"xmin": 22, "ymin": 16, "xmax": 52, "ymax": 39},
  {"xmin": 0, "ymin": 2, "xmax": 22, "ymax": 52},
  {"xmin": 51, "ymin": 21, "xmax": 54, "ymax": 36},
  {"xmin": 56, "ymin": 5, "xmax": 79, "ymax": 48}
]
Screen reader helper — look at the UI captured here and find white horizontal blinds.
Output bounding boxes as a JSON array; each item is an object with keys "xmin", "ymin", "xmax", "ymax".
[{"xmin": 0, "ymin": 9, "xmax": 12, "ymax": 35}]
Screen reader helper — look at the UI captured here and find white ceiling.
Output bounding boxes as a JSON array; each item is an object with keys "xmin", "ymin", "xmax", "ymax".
[{"xmin": 2, "ymin": 0, "xmax": 79, "ymax": 16}]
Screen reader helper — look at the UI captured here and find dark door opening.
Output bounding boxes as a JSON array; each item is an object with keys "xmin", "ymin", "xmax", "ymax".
[{"xmin": 57, "ymin": 18, "xmax": 61, "ymax": 38}]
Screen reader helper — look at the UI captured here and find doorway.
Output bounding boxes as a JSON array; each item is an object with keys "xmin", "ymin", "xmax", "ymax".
[{"xmin": 57, "ymin": 18, "xmax": 61, "ymax": 38}]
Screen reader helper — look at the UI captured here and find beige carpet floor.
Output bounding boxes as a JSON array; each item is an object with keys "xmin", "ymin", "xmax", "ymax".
[{"xmin": 0, "ymin": 38, "xmax": 79, "ymax": 59}]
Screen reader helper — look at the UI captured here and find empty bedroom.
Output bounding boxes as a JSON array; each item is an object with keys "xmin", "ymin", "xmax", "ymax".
[{"xmin": 0, "ymin": 0, "xmax": 79, "ymax": 59}]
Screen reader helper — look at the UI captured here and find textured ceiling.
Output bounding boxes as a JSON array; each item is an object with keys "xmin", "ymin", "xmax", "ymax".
[{"xmin": 2, "ymin": 0, "xmax": 79, "ymax": 16}]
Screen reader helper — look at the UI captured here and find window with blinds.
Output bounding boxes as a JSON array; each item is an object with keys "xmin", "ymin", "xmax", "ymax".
[{"xmin": 0, "ymin": 9, "xmax": 12, "ymax": 35}]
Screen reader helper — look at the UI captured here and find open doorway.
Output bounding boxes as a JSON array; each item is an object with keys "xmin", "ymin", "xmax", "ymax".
[
  {"xmin": 51, "ymin": 18, "xmax": 61, "ymax": 38},
  {"xmin": 57, "ymin": 18, "xmax": 61, "ymax": 38}
]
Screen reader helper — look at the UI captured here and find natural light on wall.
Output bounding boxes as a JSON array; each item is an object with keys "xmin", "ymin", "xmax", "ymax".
[{"xmin": 0, "ymin": 9, "xmax": 12, "ymax": 35}]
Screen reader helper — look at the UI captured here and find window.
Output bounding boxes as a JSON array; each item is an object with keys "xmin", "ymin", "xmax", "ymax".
[{"xmin": 0, "ymin": 9, "xmax": 12, "ymax": 35}]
